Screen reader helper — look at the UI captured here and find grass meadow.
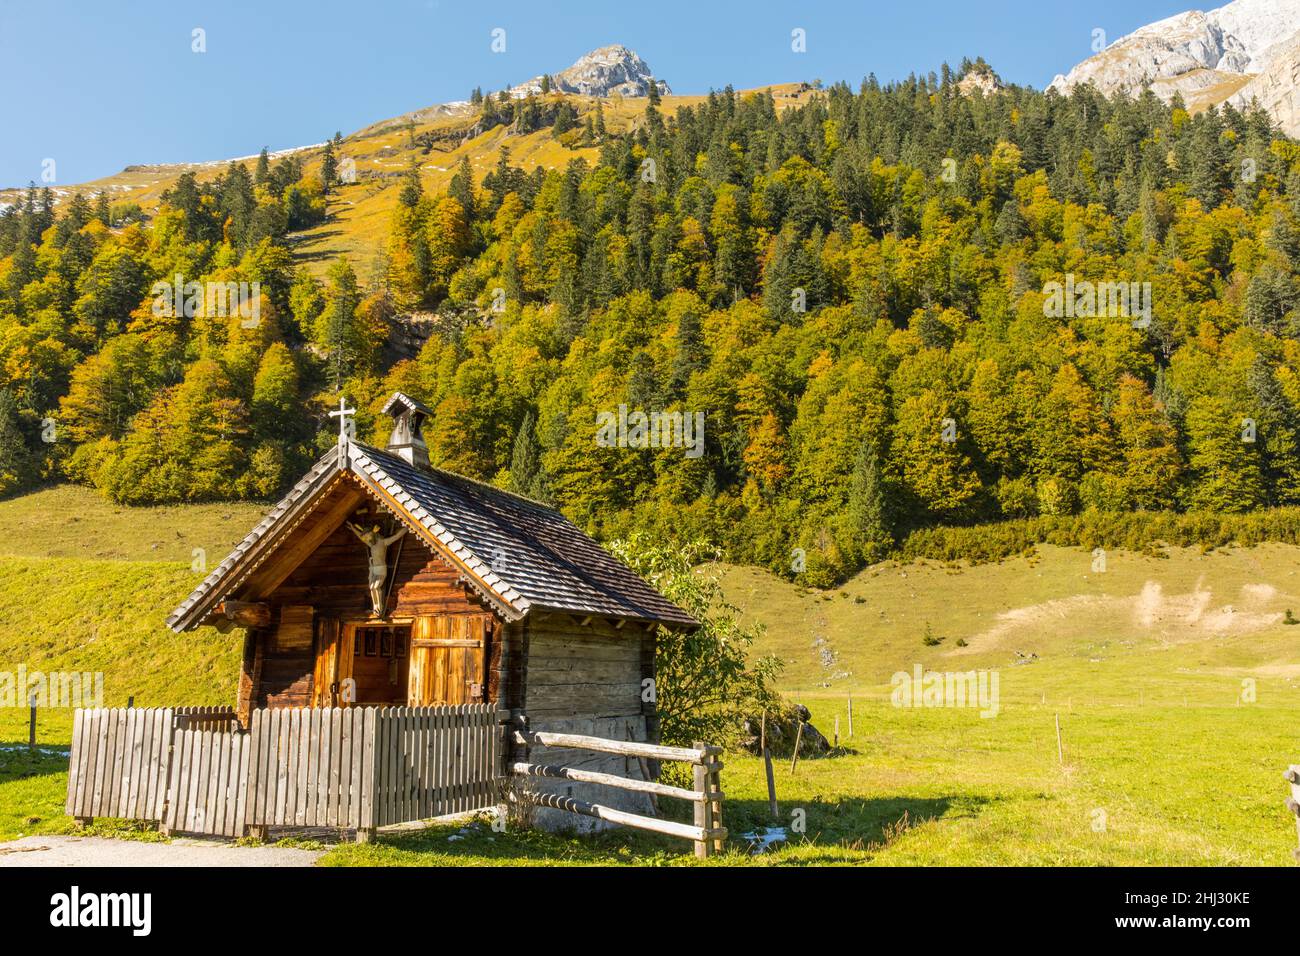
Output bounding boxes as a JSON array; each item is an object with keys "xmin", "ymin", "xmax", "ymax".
[{"xmin": 0, "ymin": 486, "xmax": 1296, "ymax": 864}]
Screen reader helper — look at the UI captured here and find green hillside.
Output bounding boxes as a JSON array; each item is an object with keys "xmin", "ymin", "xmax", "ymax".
[
  {"xmin": 8, "ymin": 70, "xmax": 1300, "ymax": 596},
  {"xmin": 0, "ymin": 488, "xmax": 1295, "ymax": 863}
]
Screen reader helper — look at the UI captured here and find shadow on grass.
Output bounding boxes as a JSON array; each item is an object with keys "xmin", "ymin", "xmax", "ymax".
[
  {"xmin": 723, "ymin": 793, "xmax": 994, "ymax": 854},
  {"xmin": 335, "ymin": 792, "xmax": 996, "ymax": 866},
  {"xmin": 286, "ymin": 230, "xmax": 346, "ymax": 264},
  {"xmin": 0, "ymin": 744, "xmax": 68, "ymax": 783}
]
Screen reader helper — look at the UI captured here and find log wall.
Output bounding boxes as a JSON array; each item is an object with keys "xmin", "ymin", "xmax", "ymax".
[{"xmin": 518, "ymin": 614, "xmax": 659, "ymax": 832}]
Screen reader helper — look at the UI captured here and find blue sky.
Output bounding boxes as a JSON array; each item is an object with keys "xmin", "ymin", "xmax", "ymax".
[{"xmin": 0, "ymin": 0, "xmax": 1194, "ymax": 188}]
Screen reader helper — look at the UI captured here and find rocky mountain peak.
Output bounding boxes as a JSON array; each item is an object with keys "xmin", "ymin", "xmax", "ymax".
[
  {"xmin": 511, "ymin": 45, "xmax": 670, "ymax": 98},
  {"xmin": 1049, "ymin": 0, "xmax": 1300, "ymax": 134}
]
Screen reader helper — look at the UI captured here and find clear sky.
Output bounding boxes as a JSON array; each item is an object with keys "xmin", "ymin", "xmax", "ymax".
[{"xmin": 0, "ymin": 0, "xmax": 1194, "ymax": 189}]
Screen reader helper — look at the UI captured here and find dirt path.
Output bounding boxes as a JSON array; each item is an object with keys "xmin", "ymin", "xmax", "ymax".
[{"xmin": 0, "ymin": 835, "xmax": 323, "ymax": 867}]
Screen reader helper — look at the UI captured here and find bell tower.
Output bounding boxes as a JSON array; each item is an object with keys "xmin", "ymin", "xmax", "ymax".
[{"xmin": 381, "ymin": 392, "xmax": 432, "ymax": 470}]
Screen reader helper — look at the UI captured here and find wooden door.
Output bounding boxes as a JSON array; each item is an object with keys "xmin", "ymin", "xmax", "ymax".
[
  {"xmin": 408, "ymin": 616, "xmax": 489, "ymax": 705},
  {"xmin": 315, "ymin": 620, "xmax": 411, "ymax": 706},
  {"xmin": 345, "ymin": 623, "xmax": 409, "ymax": 706},
  {"xmin": 311, "ymin": 616, "xmax": 341, "ymax": 707}
]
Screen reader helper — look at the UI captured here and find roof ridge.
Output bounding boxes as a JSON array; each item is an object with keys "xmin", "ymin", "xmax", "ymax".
[
  {"xmin": 352, "ymin": 442, "xmax": 562, "ymax": 515},
  {"xmin": 167, "ymin": 438, "xmax": 698, "ymax": 632}
]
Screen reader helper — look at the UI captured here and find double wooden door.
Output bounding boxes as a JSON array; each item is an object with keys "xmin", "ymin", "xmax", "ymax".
[{"xmin": 313, "ymin": 614, "xmax": 489, "ymax": 707}]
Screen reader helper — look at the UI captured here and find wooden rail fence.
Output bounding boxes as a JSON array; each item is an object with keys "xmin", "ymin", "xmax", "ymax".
[
  {"xmin": 66, "ymin": 704, "xmax": 502, "ymax": 840},
  {"xmin": 510, "ymin": 722, "xmax": 726, "ymax": 858}
]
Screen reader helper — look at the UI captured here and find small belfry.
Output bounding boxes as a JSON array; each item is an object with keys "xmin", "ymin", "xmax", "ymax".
[{"xmin": 382, "ymin": 391, "xmax": 431, "ymax": 469}]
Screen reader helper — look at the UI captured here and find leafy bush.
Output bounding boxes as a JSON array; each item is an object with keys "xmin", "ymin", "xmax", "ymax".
[{"xmin": 607, "ymin": 534, "xmax": 780, "ymax": 754}]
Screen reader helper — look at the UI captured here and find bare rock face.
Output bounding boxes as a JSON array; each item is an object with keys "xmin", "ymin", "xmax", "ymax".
[
  {"xmin": 1049, "ymin": 0, "xmax": 1300, "ymax": 134},
  {"xmin": 1230, "ymin": 33, "xmax": 1300, "ymax": 133},
  {"xmin": 957, "ymin": 66, "xmax": 1003, "ymax": 97},
  {"xmin": 512, "ymin": 45, "xmax": 670, "ymax": 99}
]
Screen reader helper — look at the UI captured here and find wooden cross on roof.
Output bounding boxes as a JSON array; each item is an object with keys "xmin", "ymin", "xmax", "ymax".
[{"xmin": 330, "ymin": 400, "xmax": 356, "ymax": 447}]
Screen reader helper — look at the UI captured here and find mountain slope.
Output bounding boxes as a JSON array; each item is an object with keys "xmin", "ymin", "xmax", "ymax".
[
  {"xmin": 1050, "ymin": 0, "xmax": 1300, "ymax": 131},
  {"xmin": 1, "ymin": 45, "xmax": 816, "ymax": 275}
]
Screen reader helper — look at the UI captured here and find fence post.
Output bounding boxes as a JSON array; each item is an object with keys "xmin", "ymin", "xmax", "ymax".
[
  {"xmin": 790, "ymin": 720, "xmax": 805, "ymax": 774},
  {"xmin": 1285, "ymin": 765, "xmax": 1300, "ymax": 862},
  {"xmin": 693, "ymin": 741, "xmax": 712, "ymax": 860},
  {"xmin": 707, "ymin": 755, "xmax": 724, "ymax": 855},
  {"xmin": 28, "ymin": 692, "xmax": 36, "ymax": 750},
  {"xmin": 356, "ymin": 707, "xmax": 380, "ymax": 843},
  {"xmin": 158, "ymin": 710, "xmax": 180, "ymax": 837}
]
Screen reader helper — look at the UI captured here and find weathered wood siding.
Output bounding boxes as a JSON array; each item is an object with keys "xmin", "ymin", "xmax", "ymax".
[
  {"xmin": 240, "ymin": 513, "xmax": 502, "ymax": 710},
  {"xmin": 523, "ymin": 615, "xmax": 651, "ymax": 720},
  {"xmin": 519, "ymin": 615, "xmax": 659, "ymax": 832}
]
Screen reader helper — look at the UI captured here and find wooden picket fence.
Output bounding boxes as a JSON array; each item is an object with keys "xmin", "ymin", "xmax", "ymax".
[
  {"xmin": 65, "ymin": 706, "xmax": 236, "ymax": 825},
  {"xmin": 371, "ymin": 704, "xmax": 501, "ymax": 826},
  {"xmin": 66, "ymin": 704, "xmax": 502, "ymax": 839}
]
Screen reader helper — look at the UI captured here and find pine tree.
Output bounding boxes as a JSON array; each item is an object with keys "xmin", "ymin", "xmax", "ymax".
[
  {"xmin": 509, "ymin": 411, "xmax": 550, "ymax": 501},
  {"xmin": 321, "ymin": 140, "xmax": 338, "ymax": 195},
  {"xmin": 315, "ymin": 259, "xmax": 364, "ymax": 391},
  {"xmin": 449, "ymin": 156, "xmax": 476, "ymax": 225},
  {"xmin": 846, "ymin": 438, "xmax": 891, "ymax": 558},
  {"xmin": 0, "ymin": 389, "xmax": 34, "ymax": 497}
]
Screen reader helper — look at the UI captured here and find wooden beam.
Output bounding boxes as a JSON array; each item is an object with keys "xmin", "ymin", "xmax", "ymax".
[
  {"xmin": 510, "ymin": 762, "xmax": 720, "ymax": 802},
  {"xmin": 236, "ymin": 631, "xmax": 257, "ymax": 726},
  {"xmin": 511, "ymin": 729, "xmax": 719, "ymax": 764},
  {"xmin": 242, "ymin": 484, "xmax": 366, "ymax": 599},
  {"xmin": 217, "ymin": 601, "xmax": 271, "ymax": 629},
  {"xmin": 518, "ymin": 791, "xmax": 724, "ymax": 843}
]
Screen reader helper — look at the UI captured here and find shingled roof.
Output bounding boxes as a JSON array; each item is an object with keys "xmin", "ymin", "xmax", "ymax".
[{"xmin": 166, "ymin": 440, "xmax": 698, "ymax": 632}]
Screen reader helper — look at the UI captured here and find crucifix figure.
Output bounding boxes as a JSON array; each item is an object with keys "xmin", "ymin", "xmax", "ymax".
[{"xmin": 347, "ymin": 520, "xmax": 407, "ymax": 617}]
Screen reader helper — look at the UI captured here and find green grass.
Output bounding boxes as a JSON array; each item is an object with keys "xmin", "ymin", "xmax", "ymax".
[
  {"xmin": 314, "ymin": 691, "xmax": 1292, "ymax": 866},
  {"xmin": 0, "ymin": 485, "xmax": 1296, "ymax": 864},
  {"xmin": 0, "ymin": 555, "xmax": 241, "ymax": 744},
  {"xmin": 0, "ymin": 485, "xmax": 266, "ymax": 563}
]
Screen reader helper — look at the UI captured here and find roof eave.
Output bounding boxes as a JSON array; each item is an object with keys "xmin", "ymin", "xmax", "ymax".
[{"xmin": 165, "ymin": 448, "xmax": 346, "ymax": 632}]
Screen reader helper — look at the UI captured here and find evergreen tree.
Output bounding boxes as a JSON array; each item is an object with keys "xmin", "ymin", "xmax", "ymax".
[
  {"xmin": 846, "ymin": 437, "xmax": 892, "ymax": 559},
  {"xmin": 0, "ymin": 389, "xmax": 35, "ymax": 497},
  {"xmin": 509, "ymin": 410, "xmax": 551, "ymax": 501},
  {"xmin": 321, "ymin": 140, "xmax": 338, "ymax": 195}
]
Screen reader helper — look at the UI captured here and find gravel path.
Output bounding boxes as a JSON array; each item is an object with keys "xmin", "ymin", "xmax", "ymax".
[{"xmin": 0, "ymin": 835, "xmax": 324, "ymax": 867}]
